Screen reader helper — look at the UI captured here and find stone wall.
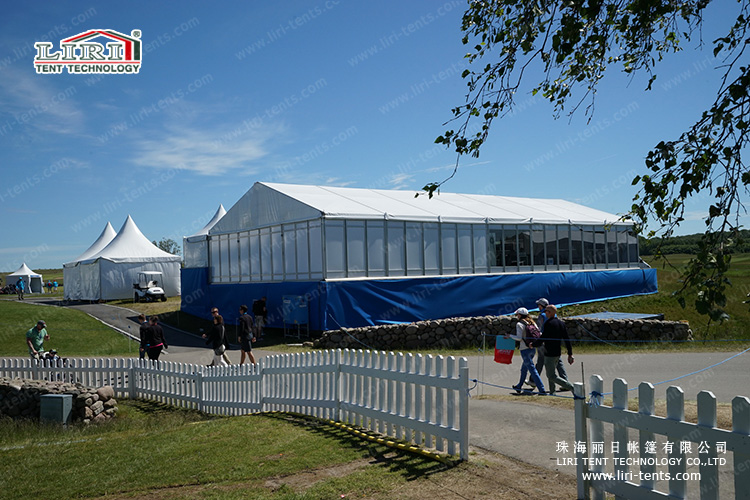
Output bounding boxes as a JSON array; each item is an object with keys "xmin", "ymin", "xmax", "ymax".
[
  {"xmin": 312, "ymin": 315, "xmax": 692, "ymax": 351},
  {"xmin": 0, "ymin": 378, "xmax": 118, "ymax": 424}
]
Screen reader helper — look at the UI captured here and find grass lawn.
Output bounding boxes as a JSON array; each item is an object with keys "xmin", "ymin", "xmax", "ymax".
[
  {"xmin": 0, "ymin": 300, "xmax": 138, "ymax": 357},
  {"xmin": 0, "ymin": 400, "xmax": 576, "ymax": 499}
]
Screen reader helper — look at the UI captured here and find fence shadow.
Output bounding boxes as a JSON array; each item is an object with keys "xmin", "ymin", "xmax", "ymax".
[{"xmin": 263, "ymin": 412, "xmax": 453, "ymax": 481}]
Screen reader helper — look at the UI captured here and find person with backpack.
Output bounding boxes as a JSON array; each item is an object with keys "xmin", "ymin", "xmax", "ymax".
[
  {"xmin": 538, "ymin": 304, "xmax": 575, "ymax": 394},
  {"xmin": 505, "ymin": 307, "xmax": 546, "ymax": 394}
]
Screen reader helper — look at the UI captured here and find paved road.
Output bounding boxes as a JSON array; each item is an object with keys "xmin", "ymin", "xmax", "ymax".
[{"xmin": 21, "ymin": 299, "xmax": 750, "ymax": 486}]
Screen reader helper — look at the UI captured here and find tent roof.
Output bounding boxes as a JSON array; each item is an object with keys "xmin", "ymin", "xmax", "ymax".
[
  {"xmin": 186, "ymin": 205, "xmax": 226, "ymax": 242},
  {"xmin": 211, "ymin": 182, "xmax": 630, "ymax": 234},
  {"xmin": 64, "ymin": 222, "xmax": 117, "ymax": 266},
  {"xmin": 80, "ymin": 215, "xmax": 181, "ymax": 264},
  {"xmin": 7, "ymin": 263, "xmax": 41, "ymax": 277}
]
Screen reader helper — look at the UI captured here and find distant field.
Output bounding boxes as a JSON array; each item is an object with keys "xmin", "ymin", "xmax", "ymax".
[
  {"xmin": 563, "ymin": 254, "xmax": 750, "ymax": 343},
  {"xmin": 0, "ymin": 300, "xmax": 138, "ymax": 357}
]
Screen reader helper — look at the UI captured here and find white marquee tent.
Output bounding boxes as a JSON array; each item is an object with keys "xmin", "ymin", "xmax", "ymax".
[
  {"xmin": 183, "ymin": 204, "xmax": 226, "ymax": 269},
  {"xmin": 76, "ymin": 216, "xmax": 181, "ymax": 300},
  {"xmin": 63, "ymin": 222, "xmax": 117, "ymax": 300},
  {"xmin": 7, "ymin": 263, "xmax": 43, "ymax": 294}
]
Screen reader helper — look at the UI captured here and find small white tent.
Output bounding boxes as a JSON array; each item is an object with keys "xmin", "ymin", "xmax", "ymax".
[
  {"xmin": 63, "ymin": 222, "xmax": 117, "ymax": 300},
  {"xmin": 183, "ymin": 204, "xmax": 226, "ymax": 268},
  {"xmin": 77, "ymin": 216, "xmax": 181, "ymax": 300},
  {"xmin": 7, "ymin": 263, "xmax": 43, "ymax": 294}
]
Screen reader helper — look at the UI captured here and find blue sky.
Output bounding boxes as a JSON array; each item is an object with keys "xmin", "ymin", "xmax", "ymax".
[{"xmin": 0, "ymin": 1, "xmax": 743, "ymax": 271}]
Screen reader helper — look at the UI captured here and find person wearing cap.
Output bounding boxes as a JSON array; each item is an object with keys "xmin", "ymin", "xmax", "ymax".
[
  {"xmin": 527, "ymin": 297, "xmax": 568, "ymax": 388},
  {"xmin": 26, "ymin": 320, "xmax": 49, "ymax": 359},
  {"xmin": 505, "ymin": 307, "xmax": 546, "ymax": 394},
  {"xmin": 538, "ymin": 304, "xmax": 575, "ymax": 394}
]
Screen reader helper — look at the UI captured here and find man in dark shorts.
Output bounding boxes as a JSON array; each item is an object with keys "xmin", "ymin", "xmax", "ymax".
[{"xmin": 238, "ymin": 305, "xmax": 256, "ymax": 365}]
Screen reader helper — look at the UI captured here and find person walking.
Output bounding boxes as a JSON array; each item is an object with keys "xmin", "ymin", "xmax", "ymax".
[
  {"xmin": 16, "ymin": 278, "xmax": 25, "ymax": 300},
  {"xmin": 505, "ymin": 308, "xmax": 546, "ymax": 394},
  {"xmin": 203, "ymin": 313, "xmax": 229, "ymax": 367},
  {"xmin": 26, "ymin": 320, "xmax": 49, "ymax": 359},
  {"xmin": 210, "ymin": 307, "xmax": 232, "ymax": 364},
  {"xmin": 238, "ymin": 304, "xmax": 256, "ymax": 365},
  {"xmin": 527, "ymin": 297, "xmax": 568, "ymax": 388},
  {"xmin": 252, "ymin": 297, "xmax": 267, "ymax": 339},
  {"xmin": 137, "ymin": 314, "xmax": 149, "ymax": 360},
  {"xmin": 143, "ymin": 315, "xmax": 168, "ymax": 361},
  {"xmin": 538, "ymin": 304, "xmax": 575, "ymax": 394}
]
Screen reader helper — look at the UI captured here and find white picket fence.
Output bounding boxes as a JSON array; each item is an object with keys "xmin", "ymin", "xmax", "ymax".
[
  {"xmin": 573, "ymin": 375, "xmax": 750, "ymax": 500},
  {"xmin": 0, "ymin": 350, "xmax": 469, "ymax": 460}
]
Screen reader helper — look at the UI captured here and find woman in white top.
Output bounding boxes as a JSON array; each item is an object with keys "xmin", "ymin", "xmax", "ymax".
[{"xmin": 506, "ymin": 307, "xmax": 547, "ymax": 394}]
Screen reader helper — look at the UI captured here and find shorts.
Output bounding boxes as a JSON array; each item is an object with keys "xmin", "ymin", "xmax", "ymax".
[
  {"xmin": 240, "ymin": 338, "xmax": 252, "ymax": 352},
  {"xmin": 256, "ymin": 317, "xmax": 265, "ymax": 329}
]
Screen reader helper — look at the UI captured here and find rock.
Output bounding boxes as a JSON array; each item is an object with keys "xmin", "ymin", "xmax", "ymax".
[
  {"xmin": 96, "ymin": 386, "xmax": 115, "ymax": 401},
  {"xmin": 91, "ymin": 400, "xmax": 104, "ymax": 416}
]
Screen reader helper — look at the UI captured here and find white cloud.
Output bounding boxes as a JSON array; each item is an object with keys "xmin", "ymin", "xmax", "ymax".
[{"xmin": 132, "ymin": 122, "xmax": 285, "ymax": 175}]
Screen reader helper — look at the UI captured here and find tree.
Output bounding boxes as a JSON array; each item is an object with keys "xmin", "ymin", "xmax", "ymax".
[
  {"xmin": 434, "ymin": 0, "xmax": 750, "ymax": 321},
  {"xmin": 152, "ymin": 238, "xmax": 181, "ymax": 256}
]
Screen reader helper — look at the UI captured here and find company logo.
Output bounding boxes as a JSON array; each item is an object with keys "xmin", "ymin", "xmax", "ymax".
[{"xmin": 34, "ymin": 29, "xmax": 142, "ymax": 75}]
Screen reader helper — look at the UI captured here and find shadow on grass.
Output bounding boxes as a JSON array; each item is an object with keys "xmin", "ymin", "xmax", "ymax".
[{"xmin": 264, "ymin": 412, "xmax": 453, "ymax": 482}]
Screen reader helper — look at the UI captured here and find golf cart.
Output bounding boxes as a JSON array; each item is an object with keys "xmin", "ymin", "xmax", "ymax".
[{"xmin": 133, "ymin": 271, "xmax": 167, "ymax": 302}]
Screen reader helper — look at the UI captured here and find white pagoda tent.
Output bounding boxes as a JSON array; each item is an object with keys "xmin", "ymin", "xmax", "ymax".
[
  {"xmin": 63, "ymin": 222, "xmax": 117, "ymax": 300},
  {"xmin": 7, "ymin": 263, "xmax": 43, "ymax": 294},
  {"xmin": 183, "ymin": 204, "xmax": 226, "ymax": 269},
  {"xmin": 77, "ymin": 216, "xmax": 181, "ymax": 300}
]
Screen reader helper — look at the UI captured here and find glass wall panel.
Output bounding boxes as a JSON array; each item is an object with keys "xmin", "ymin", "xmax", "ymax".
[
  {"xmin": 458, "ymin": 224, "xmax": 473, "ymax": 273},
  {"xmin": 489, "ymin": 226, "xmax": 502, "ymax": 269},
  {"xmin": 347, "ymin": 220, "xmax": 366, "ymax": 277},
  {"xmin": 583, "ymin": 226, "xmax": 595, "ymax": 265},
  {"xmin": 309, "ymin": 221, "xmax": 323, "ymax": 277},
  {"xmin": 628, "ymin": 228, "xmax": 639, "ymax": 263},
  {"xmin": 474, "ymin": 225, "xmax": 488, "ymax": 272},
  {"xmin": 557, "ymin": 225, "xmax": 570, "ymax": 266},
  {"xmin": 283, "ymin": 224, "xmax": 296, "ymax": 278},
  {"xmin": 387, "ymin": 221, "xmax": 406, "ymax": 276},
  {"xmin": 209, "ymin": 237, "xmax": 219, "ymax": 282},
  {"xmin": 544, "ymin": 225, "xmax": 557, "ymax": 267},
  {"xmin": 571, "ymin": 226, "xmax": 583, "ymax": 266},
  {"xmin": 595, "ymin": 226, "xmax": 607, "ymax": 266},
  {"xmin": 229, "ymin": 234, "xmax": 240, "ymax": 281},
  {"xmin": 220, "ymin": 235, "xmax": 230, "ymax": 282},
  {"xmin": 441, "ymin": 223, "xmax": 457, "ymax": 274},
  {"xmin": 606, "ymin": 226, "xmax": 618, "ymax": 266},
  {"xmin": 249, "ymin": 231, "xmax": 260, "ymax": 280},
  {"xmin": 239, "ymin": 234, "xmax": 250, "ymax": 281},
  {"xmin": 424, "ymin": 223, "xmax": 439, "ymax": 275},
  {"xmin": 296, "ymin": 223, "xmax": 309, "ymax": 277},
  {"xmin": 325, "ymin": 220, "xmax": 345, "ymax": 278},
  {"xmin": 518, "ymin": 225, "xmax": 531, "ymax": 267},
  {"xmin": 367, "ymin": 221, "xmax": 385, "ymax": 276},
  {"xmin": 271, "ymin": 227, "xmax": 283, "ymax": 279},
  {"xmin": 260, "ymin": 228, "xmax": 272, "ymax": 281},
  {"xmin": 504, "ymin": 226, "xmax": 518, "ymax": 269},
  {"xmin": 406, "ymin": 222, "xmax": 423, "ymax": 275},
  {"xmin": 532, "ymin": 225, "xmax": 545, "ymax": 268},
  {"xmin": 617, "ymin": 226, "xmax": 628, "ymax": 265}
]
